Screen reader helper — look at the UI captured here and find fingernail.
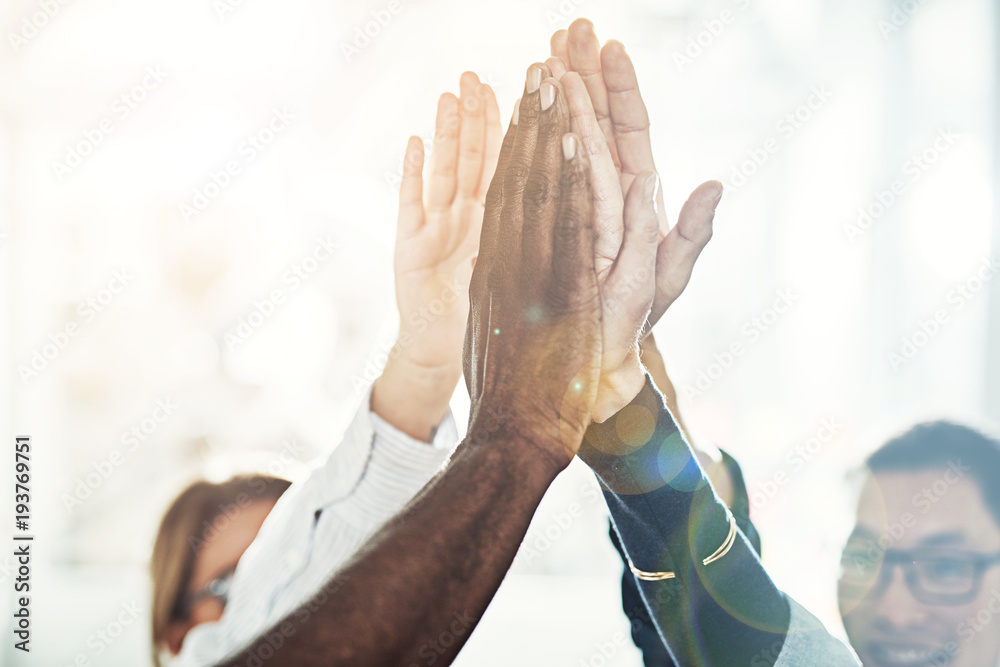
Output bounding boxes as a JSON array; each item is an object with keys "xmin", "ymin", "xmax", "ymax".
[
  {"xmin": 711, "ymin": 182, "xmax": 724, "ymax": 205},
  {"xmin": 540, "ymin": 82, "xmax": 555, "ymax": 110},
  {"xmin": 648, "ymin": 173, "xmax": 660, "ymax": 211},
  {"xmin": 562, "ymin": 135, "xmax": 576, "ymax": 160},
  {"xmin": 512, "ymin": 99, "xmax": 520, "ymax": 125},
  {"xmin": 527, "ymin": 65, "xmax": 542, "ymax": 93}
]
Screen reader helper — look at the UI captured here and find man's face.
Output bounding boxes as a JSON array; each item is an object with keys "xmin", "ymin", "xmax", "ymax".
[{"xmin": 839, "ymin": 469, "xmax": 1000, "ymax": 667}]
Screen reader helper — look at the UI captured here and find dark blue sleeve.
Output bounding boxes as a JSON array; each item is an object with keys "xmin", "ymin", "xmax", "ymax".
[
  {"xmin": 578, "ymin": 373, "xmax": 790, "ymax": 666},
  {"xmin": 610, "ymin": 526, "xmax": 678, "ymax": 667}
]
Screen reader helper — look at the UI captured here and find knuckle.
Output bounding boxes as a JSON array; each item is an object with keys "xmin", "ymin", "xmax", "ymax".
[
  {"xmin": 560, "ymin": 165, "xmax": 587, "ymax": 189},
  {"xmin": 461, "ymin": 142, "xmax": 484, "ymax": 159},
  {"xmin": 503, "ymin": 159, "xmax": 531, "ymax": 191},
  {"xmin": 523, "ymin": 172, "xmax": 557, "ymax": 214}
]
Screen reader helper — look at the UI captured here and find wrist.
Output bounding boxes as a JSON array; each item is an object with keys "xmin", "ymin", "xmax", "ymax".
[
  {"xmin": 592, "ymin": 350, "xmax": 646, "ymax": 424},
  {"xmin": 465, "ymin": 409, "xmax": 570, "ymax": 479},
  {"xmin": 372, "ymin": 344, "xmax": 462, "ymax": 442}
]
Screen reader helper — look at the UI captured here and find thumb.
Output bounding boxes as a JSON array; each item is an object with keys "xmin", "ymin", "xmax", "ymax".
[{"xmin": 648, "ymin": 180, "xmax": 722, "ymax": 326}]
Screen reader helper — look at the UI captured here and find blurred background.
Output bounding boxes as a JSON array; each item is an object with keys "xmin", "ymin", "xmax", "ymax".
[{"xmin": 0, "ymin": 0, "xmax": 997, "ymax": 664}]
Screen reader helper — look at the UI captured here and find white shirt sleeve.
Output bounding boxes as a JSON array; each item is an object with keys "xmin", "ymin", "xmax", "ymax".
[{"xmin": 171, "ymin": 386, "xmax": 458, "ymax": 666}]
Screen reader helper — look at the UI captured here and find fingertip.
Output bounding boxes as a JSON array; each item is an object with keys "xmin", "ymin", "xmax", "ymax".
[
  {"xmin": 706, "ymin": 180, "xmax": 724, "ymax": 205},
  {"xmin": 436, "ymin": 92, "xmax": 460, "ymax": 134},
  {"xmin": 482, "ymin": 83, "xmax": 502, "ymax": 128},
  {"xmin": 404, "ymin": 136, "xmax": 424, "ymax": 170},
  {"xmin": 569, "ymin": 17, "xmax": 595, "ymax": 36},
  {"xmin": 459, "ymin": 71, "xmax": 481, "ymax": 88},
  {"xmin": 544, "ymin": 56, "xmax": 568, "ymax": 79},
  {"xmin": 600, "ymin": 40, "xmax": 634, "ymax": 76},
  {"xmin": 692, "ymin": 179, "xmax": 724, "ymax": 206},
  {"xmin": 459, "ymin": 73, "xmax": 484, "ymax": 117},
  {"xmin": 437, "ymin": 92, "xmax": 459, "ymax": 119},
  {"xmin": 603, "ymin": 39, "xmax": 626, "ymax": 54},
  {"xmin": 550, "ymin": 29, "xmax": 568, "ymax": 54},
  {"xmin": 481, "ymin": 82, "xmax": 498, "ymax": 104},
  {"xmin": 526, "ymin": 62, "xmax": 552, "ymax": 94}
]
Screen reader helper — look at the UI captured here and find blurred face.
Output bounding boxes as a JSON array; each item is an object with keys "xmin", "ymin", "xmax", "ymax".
[
  {"xmin": 166, "ymin": 498, "xmax": 277, "ymax": 654},
  {"xmin": 839, "ymin": 470, "xmax": 1000, "ymax": 667}
]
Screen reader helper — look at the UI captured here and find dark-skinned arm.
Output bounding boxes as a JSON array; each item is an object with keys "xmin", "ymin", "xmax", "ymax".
[
  {"xmin": 216, "ymin": 65, "xmax": 606, "ymax": 667},
  {"xmin": 216, "ymin": 431, "xmax": 561, "ymax": 665}
]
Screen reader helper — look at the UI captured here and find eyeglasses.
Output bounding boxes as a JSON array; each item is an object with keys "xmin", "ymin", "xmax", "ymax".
[
  {"xmin": 839, "ymin": 547, "xmax": 1000, "ymax": 605},
  {"xmin": 180, "ymin": 567, "xmax": 236, "ymax": 616}
]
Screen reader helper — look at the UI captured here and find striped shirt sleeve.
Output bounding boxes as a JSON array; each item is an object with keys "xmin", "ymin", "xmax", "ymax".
[{"xmin": 171, "ymin": 385, "xmax": 458, "ymax": 666}]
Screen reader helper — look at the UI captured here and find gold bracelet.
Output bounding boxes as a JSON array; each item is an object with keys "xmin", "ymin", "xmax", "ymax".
[{"xmin": 627, "ymin": 511, "xmax": 738, "ymax": 582}]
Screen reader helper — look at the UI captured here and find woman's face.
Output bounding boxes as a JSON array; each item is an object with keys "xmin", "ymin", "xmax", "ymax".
[{"xmin": 166, "ymin": 498, "xmax": 278, "ymax": 654}]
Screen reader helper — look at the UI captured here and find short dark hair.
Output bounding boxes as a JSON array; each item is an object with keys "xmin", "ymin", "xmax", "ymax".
[{"xmin": 866, "ymin": 420, "xmax": 1000, "ymax": 529}]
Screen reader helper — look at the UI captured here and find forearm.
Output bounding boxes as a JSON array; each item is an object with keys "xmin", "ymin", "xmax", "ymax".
[
  {"xmin": 580, "ymin": 375, "xmax": 790, "ymax": 665},
  {"xmin": 216, "ymin": 430, "xmax": 560, "ymax": 667},
  {"xmin": 371, "ymin": 347, "xmax": 461, "ymax": 441}
]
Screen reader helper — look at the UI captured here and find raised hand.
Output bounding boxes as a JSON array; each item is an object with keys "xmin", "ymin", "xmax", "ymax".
[
  {"xmin": 464, "ymin": 66, "xmax": 601, "ymax": 465},
  {"xmin": 549, "ymin": 20, "xmax": 723, "ymax": 420},
  {"xmin": 373, "ymin": 73, "xmax": 502, "ymax": 440}
]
